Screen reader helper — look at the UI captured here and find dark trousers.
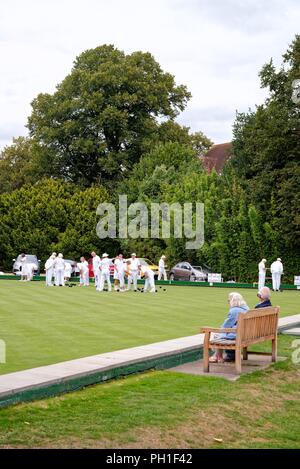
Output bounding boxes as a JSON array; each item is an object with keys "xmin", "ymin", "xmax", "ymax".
[{"xmin": 225, "ymin": 349, "xmax": 235, "ymax": 359}]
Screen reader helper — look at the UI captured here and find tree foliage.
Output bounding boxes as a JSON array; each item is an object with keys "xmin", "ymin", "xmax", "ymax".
[
  {"xmin": 230, "ymin": 35, "xmax": 300, "ymax": 277},
  {"xmin": 0, "ymin": 179, "xmax": 116, "ymax": 270},
  {"xmin": 27, "ymin": 44, "xmax": 191, "ymax": 186},
  {"xmin": 0, "ymin": 39, "xmax": 299, "ymax": 282},
  {"xmin": 0, "ymin": 137, "xmax": 46, "ymax": 193}
]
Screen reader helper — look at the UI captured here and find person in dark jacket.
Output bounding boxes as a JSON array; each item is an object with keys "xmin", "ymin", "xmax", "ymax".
[
  {"xmin": 255, "ymin": 286, "xmax": 272, "ymax": 308},
  {"xmin": 210, "ymin": 292, "xmax": 249, "ymax": 363}
]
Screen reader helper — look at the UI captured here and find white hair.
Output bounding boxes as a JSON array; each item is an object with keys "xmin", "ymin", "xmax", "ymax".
[
  {"xmin": 228, "ymin": 292, "xmax": 247, "ymax": 308},
  {"xmin": 259, "ymin": 287, "xmax": 271, "ymax": 300}
]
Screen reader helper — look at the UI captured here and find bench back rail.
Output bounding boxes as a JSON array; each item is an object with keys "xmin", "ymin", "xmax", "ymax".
[{"xmin": 236, "ymin": 307, "xmax": 279, "ymax": 347}]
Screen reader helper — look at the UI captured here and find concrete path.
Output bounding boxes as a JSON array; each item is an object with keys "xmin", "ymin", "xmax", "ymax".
[
  {"xmin": 0, "ymin": 334, "xmax": 203, "ymax": 407},
  {"xmin": 0, "ymin": 314, "xmax": 299, "ymax": 407},
  {"xmin": 277, "ymin": 313, "xmax": 300, "ymax": 331},
  {"xmin": 281, "ymin": 327, "xmax": 300, "ymax": 336}
]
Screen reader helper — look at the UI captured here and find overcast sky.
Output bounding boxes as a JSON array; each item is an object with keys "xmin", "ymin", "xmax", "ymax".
[{"xmin": 0, "ymin": 0, "xmax": 299, "ymax": 150}]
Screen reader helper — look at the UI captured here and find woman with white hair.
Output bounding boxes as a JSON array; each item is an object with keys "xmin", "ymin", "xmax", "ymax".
[{"xmin": 209, "ymin": 292, "xmax": 249, "ymax": 363}]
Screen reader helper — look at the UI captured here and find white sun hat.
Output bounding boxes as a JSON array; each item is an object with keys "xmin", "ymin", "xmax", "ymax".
[
  {"xmin": 131, "ymin": 253, "xmax": 136, "ymax": 256},
  {"xmin": 102, "ymin": 253, "xmax": 109, "ymax": 257},
  {"xmin": 277, "ymin": 258, "xmax": 282, "ymax": 261},
  {"xmin": 161, "ymin": 255, "xmax": 166, "ymax": 259}
]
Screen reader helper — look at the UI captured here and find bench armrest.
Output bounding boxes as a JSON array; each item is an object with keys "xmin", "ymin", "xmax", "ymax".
[{"xmin": 200, "ymin": 327, "xmax": 236, "ymax": 333}]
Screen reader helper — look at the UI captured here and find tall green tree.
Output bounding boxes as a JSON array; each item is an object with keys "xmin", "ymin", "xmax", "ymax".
[
  {"xmin": 230, "ymin": 35, "xmax": 300, "ymax": 278},
  {"xmin": 28, "ymin": 45, "xmax": 191, "ymax": 186},
  {"xmin": 154, "ymin": 121, "xmax": 213, "ymax": 154},
  {"xmin": 116, "ymin": 142, "xmax": 205, "ymax": 264}
]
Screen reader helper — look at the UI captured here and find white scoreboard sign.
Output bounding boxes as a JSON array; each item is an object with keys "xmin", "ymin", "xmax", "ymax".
[
  {"xmin": 208, "ymin": 273, "xmax": 222, "ymax": 283},
  {"xmin": 294, "ymin": 276, "xmax": 300, "ymax": 286}
]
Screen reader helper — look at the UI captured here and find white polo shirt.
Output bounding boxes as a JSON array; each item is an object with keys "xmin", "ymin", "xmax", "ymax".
[
  {"xmin": 92, "ymin": 255, "xmax": 101, "ymax": 273},
  {"xmin": 130, "ymin": 258, "xmax": 140, "ymax": 272},
  {"xmin": 100, "ymin": 258, "xmax": 111, "ymax": 273},
  {"xmin": 115, "ymin": 258, "xmax": 125, "ymax": 273}
]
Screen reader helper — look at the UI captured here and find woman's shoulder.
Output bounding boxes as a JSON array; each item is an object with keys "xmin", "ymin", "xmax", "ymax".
[{"xmin": 229, "ymin": 305, "xmax": 249, "ymax": 313}]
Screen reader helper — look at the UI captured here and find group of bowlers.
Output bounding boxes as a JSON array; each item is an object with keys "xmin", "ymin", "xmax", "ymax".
[
  {"xmin": 258, "ymin": 257, "xmax": 284, "ymax": 292},
  {"xmin": 45, "ymin": 252, "xmax": 168, "ymax": 293},
  {"xmin": 37, "ymin": 252, "xmax": 287, "ymax": 293}
]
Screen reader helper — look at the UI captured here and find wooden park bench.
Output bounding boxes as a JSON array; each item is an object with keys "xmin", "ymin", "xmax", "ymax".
[{"xmin": 201, "ymin": 306, "xmax": 280, "ymax": 374}]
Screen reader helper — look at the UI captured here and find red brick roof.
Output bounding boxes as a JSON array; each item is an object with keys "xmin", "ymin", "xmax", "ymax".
[{"xmin": 200, "ymin": 142, "xmax": 232, "ymax": 173}]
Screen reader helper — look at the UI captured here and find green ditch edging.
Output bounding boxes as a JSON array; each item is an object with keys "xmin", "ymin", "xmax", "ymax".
[
  {"xmin": 0, "ymin": 347, "xmax": 202, "ymax": 409},
  {"xmin": 0, "ymin": 275, "xmax": 298, "ymax": 290}
]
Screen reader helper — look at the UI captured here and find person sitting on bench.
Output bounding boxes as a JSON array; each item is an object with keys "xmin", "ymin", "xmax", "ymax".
[{"xmin": 255, "ymin": 286, "xmax": 272, "ymax": 309}]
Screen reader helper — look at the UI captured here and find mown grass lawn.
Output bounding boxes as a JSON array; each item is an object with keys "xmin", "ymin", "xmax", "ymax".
[
  {"xmin": 0, "ymin": 335, "xmax": 299, "ymax": 448},
  {"xmin": 0, "ymin": 280, "xmax": 299, "ymax": 374}
]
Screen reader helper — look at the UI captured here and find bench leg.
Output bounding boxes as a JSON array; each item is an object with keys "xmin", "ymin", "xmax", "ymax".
[
  {"xmin": 235, "ymin": 347, "xmax": 242, "ymax": 374},
  {"xmin": 242, "ymin": 347, "xmax": 248, "ymax": 360},
  {"xmin": 203, "ymin": 334, "xmax": 210, "ymax": 372},
  {"xmin": 272, "ymin": 336, "xmax": 277, "ymax": 362}
]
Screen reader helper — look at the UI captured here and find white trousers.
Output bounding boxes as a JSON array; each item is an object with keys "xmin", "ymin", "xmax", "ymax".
[
  {"xmin": 127, "ymin": 271, "xmax": 138, "ymax": 290},
  {"xmin": 258, "ymin": 272, "xmax": 265, "ymax": 291},
  {"xmin": 144, "ymin": 276, "xmax": 155, "ymax": 292},
  {"xmin": 80, "ymin": 271, "xmax": 89, "ymax": 286},
  {"xmin": 46, "ymin": 268, "xmax": 54, "ymax": 286},
  {"xmin": 158, "ymin": 268, "xmax": 167, "ymax": 281},
  {"xmin": 94, "ymin": 272, "xmax": 100, "ymax": 288},
  {"xmin": 98, "ymin": 271, "xmax": 111, "ymax": 291},
  {"xmin": 55, "ymin": 269, "xmax": 65, "ymax": 286},
  {"xmin": 272, "ymin": 273, "xmax": 281, "ymax": 291},
  {"xmin": 115, "ymin": 271, "xmax": 125, "ymax": 289},
  {"xmin": 119, "ymin": 272, "xmax": 125, "ymax": 289}
]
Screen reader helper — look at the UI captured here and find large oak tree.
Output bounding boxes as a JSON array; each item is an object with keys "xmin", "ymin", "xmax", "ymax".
[{"xmin": 28, "ymin": 45, "xmax": 191, "ymax": 186}]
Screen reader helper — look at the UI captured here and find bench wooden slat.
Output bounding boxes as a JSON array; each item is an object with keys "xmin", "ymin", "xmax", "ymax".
[
  {"xmin": 241, "ymin": 335, "xmax": 277, "ymax": 347},
  {"xmin": 200, "ymin": 327, "xmax": 236, "ymax": 333}
]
